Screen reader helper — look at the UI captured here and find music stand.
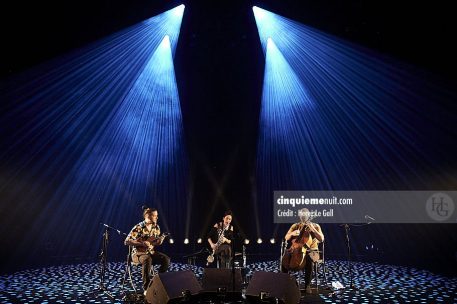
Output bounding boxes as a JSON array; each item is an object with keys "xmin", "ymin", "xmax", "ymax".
[{"xmin": 183, "ymin": 248, "xmax": 209, "ymax": 266}]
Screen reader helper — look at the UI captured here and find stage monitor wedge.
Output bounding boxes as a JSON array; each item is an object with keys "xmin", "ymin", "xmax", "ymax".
[
  {"xmin": 202, "ymin": 268, "xmax": 243, "ymax": 292},
  {"xmin": 145, "ymin": 270, "xmax": 202, "ymax": 304},
  {"xmin": 246, "ymin": 271, "xmax": 300, "ymax": 304}
]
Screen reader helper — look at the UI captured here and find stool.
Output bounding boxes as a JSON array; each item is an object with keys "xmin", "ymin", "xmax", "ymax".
[{"xmin": 126, "ymin": 258, "xmax": 158, "ymax": 293}]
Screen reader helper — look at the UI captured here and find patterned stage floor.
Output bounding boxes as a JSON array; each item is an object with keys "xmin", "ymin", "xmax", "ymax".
[{"xmin": 0, "ymin": 260, "xmax": 455, "ymax": 303}]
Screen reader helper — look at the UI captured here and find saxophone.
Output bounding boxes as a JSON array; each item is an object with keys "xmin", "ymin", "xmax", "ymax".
[{"xmin": 206, "ymin": 225, "xmax": 228, "ymax": 265}]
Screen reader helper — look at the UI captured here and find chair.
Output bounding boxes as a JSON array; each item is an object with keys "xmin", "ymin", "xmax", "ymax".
[
  {"xmin": 280, "ymin": 241, "xmax": 328, "ymax": 293},
  {"xmin": 310, "ymin": 241, "xmax": 328, "ymax": 290},
  {"xmin": 123, "ymin": 247, "xmax": 158, "ymax": 294}
]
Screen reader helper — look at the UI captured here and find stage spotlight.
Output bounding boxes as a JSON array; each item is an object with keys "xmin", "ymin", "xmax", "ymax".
[
  {"xmin": 197, "ymin": 238, "xmax": 202, "ymax": 244},
  {"xmin": 252, "ymin": 6, "xmax": 277, "ymax": 51},
  {"xmin": 270, "ymin": 238, "xmax": 275, "ymax": 244},
  {"xmin": 252, "ymin": 6, "xmax": 265, "ymax": 21},
  {"xmin": 257, "ymin": 238, "xmax": 263, "ymax": 244},
  {"xmin": 244, "ymin": 239, "xmax": 250, "ymax": 245},
  {"xmin": 184, "ymin": 238, "xmax": 189, "ymax": 244},
  {"xmin": 173, "ymin": 4, "xmax": 185, "ymax": 17},
  {"xmin": 169, "ymin": 238, "xmax": 174, "ymax": 244}
]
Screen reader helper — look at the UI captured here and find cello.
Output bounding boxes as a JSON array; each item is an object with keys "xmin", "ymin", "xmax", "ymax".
[{"xmin": 281, "ymin": 222, "xmax": 318, "ymax": 272}]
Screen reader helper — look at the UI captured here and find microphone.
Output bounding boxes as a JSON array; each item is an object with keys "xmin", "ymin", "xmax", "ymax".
[
  {"xmin": 100, "ymin": 222, "xmax": 122, "ymax": 235},
  {"xmin": 365, "ymin": 215, "xmax": 375, "ymax": 222}
]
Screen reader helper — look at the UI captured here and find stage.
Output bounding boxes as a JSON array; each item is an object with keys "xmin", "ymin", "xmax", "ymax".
[
  {"xmin": 0, "ymin": 260, "xmax": 455, "ymax": 303},
  {"xmin": 1, "ymin": 1, "xmax": 457, "ymax": 304}
]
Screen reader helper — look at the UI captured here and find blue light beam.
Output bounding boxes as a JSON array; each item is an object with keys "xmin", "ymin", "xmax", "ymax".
[
  {"xmin": 253, "ymin": 38, "xmax": 330, "ymax": 238},
  {"xmin": 253, "ymin": 6, "xmax": 456, "ymax": 194},
  {"xmin": 145, "ymin": 4, "xmax": 185, "ymax": 56},
  {"xmin": 0, "ymin": 5, "xmax": 188, "ymax": 264},
  {"xmin": 252, "ymin": 7, "xmax": 457, "ymax": 243},
  {"xmin": 34, "ymin": 34, "xmax": 187, "ymax": 257}
]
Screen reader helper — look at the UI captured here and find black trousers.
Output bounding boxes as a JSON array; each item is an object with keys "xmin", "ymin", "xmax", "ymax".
[
  {"xmin": 215, "ymin": 243, "xmax": 232, "ymax": 268},
  {"xmin": 132, "ymin": 251, "xmax": 170, "ymax": 291},
  {"xmin": 281, "ymin": 252, "xmax": 313, "ymax": 287}
]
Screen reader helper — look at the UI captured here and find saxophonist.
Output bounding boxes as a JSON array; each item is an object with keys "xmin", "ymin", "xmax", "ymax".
[{"xmin": 207, "ymin": 210, "xmax": 234, "ymax": 268}]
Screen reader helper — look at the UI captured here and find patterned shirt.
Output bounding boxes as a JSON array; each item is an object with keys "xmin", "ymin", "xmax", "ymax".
[{"xmin": 126, "ymin": 221, "xmax": 161, "ymax": 254}]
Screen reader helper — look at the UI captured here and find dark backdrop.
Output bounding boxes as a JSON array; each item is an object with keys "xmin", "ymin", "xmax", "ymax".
[{"xmin": 1, "ymin": 0, "xmax": 456, "ymax": 276}]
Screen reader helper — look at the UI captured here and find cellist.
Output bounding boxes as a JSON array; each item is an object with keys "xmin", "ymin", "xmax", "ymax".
[{"xmin": 281, "ymin": 208, "xmax": 324, "ymax": 294}]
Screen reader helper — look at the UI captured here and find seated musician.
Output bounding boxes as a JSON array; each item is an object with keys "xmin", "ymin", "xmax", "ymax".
[
  {"xmin": 281, "ymin": 208, "xmax": 324, "ymax": 294},
  {"xmin": 124, "ymin": 207, "xmax": 170, "ymax": 294},
  {"xmin": 207, "ymin": 210, "xmax": 234, "ymax": 268}
]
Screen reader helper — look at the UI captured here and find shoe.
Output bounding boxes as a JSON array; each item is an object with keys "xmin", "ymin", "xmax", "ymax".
[{"xmin": 305, "ymin": 285, "xmax": 312, "ymax": 294}]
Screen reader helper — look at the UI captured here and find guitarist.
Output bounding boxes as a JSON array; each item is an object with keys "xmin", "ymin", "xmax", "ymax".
[
  {"xmin": 125, "ymin": 207, "xmax": 170, "ymax": 294},
  {"xmin": 281, "ymin": 208, "xmax": 324, "ymax": 294},
  {"xmin": 207, "ymin": 210, "xmax": 234, "ymax": 268}
]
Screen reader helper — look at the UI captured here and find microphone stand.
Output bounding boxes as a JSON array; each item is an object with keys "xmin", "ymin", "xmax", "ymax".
[
  {"xmin": 231, "ymin": 236, "xmax": 235, "ymax": 292},
  {"xmin": 231, "ymin": 232, "xmax": 242, "ymax": 293},
  {"xmin": 340, "ymin": 219, "xmax": 372, "ymax": 291},
  {"xmin": 230, "ymin": 232, "xmax": 240, "ymax": 292},
  {"xmin": 279, "ymin": 239, "xmax": 287, "ymax": 272},
  {"xmin": 97, "ymin": 223, "xmax": 127, "ymax": 300},
  {"xmin": 342, "ymin": 224, "xmax": 355, "ymax": 290},
  {"xmin": 98, "ymin": 225, "xmax": 115, "ymax": 299}
]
